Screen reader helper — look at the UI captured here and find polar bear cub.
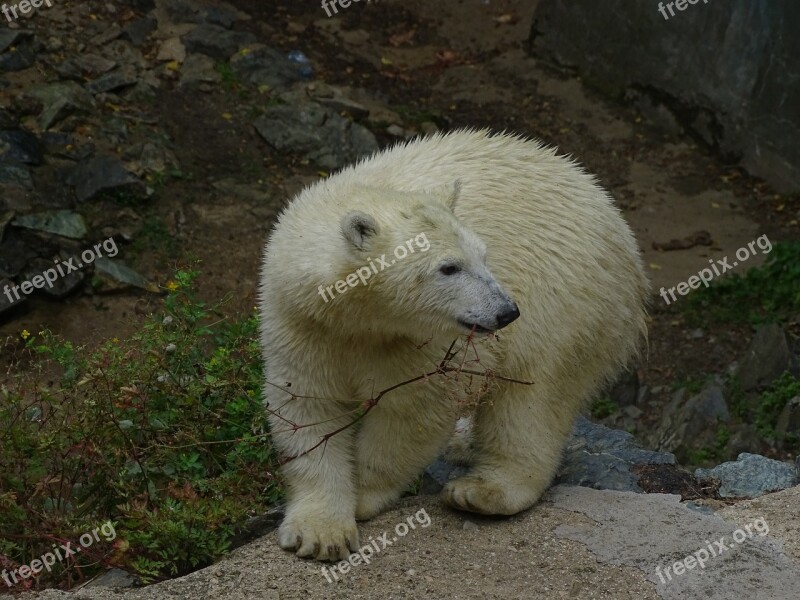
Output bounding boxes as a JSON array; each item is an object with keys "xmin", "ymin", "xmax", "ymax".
[{"xmin": 259, "ymin": 129, "xmax": 649, "ymax": 561}]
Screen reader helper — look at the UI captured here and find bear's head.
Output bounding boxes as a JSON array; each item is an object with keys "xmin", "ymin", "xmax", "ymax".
[{"xmin": 329, "ymin": 182, "xmax": 519, "ymax": 340}]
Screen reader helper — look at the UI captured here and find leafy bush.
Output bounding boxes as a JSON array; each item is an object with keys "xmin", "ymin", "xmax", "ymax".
[
  {"xmin": 755, "ymin": 371, "xmax": 800, "ymax": 446},
  {"xmin": 0, "ymin": 270, "xmax": 281, "ymax": 590},
  {"xmin": 591, "ymin": 396, "xmax": 617, "ymax": 419},
  {"xmin": 683, "ymin": 241, "xmax": 800, "ymax": 325}
]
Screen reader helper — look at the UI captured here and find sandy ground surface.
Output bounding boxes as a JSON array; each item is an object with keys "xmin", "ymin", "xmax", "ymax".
[{"xmin": 22, "ymin": 486, "xmax": 800, "ymax": 600}]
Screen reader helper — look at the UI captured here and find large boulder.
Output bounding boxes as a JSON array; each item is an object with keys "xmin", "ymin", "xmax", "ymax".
[{"xmin": 530, "ymin": 0, "xmax": 800, "ymax": 193}]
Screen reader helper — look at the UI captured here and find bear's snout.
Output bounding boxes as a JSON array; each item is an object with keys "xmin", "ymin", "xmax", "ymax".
[{"xmin": 496, "ymin": 304, "xmax": 520, "ymax": 329}]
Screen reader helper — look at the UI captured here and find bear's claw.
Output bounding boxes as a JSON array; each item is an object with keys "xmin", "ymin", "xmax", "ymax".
[{"xmin": 278, "ymin": 516, "xmax": 359, "ymax": 562}]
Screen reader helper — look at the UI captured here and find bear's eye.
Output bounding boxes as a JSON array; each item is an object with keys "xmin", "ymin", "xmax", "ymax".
[{"xmin": 440, "ymin": 264, "xmax": 461, "ymax": 276}]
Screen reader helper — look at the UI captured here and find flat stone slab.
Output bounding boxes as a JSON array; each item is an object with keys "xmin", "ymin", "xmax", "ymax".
[{"xmin": 20, "ymin": 486, "xmax": 800, "ymax": 600}]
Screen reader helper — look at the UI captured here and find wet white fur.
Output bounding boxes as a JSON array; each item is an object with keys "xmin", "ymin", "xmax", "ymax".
[{"xmin": 259, "ymin": 129, "xmax": 649, "ymax": 561}]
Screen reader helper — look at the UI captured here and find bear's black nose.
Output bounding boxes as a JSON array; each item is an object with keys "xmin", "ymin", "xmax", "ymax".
[{"xmin": 496, "ymin": 305, "xmax": 520, "ymax": 329}]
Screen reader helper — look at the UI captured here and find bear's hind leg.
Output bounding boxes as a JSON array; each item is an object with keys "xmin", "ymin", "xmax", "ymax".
[{"xmin": 442, "ymin": 382, "xmax": 577, "ymax": 515}]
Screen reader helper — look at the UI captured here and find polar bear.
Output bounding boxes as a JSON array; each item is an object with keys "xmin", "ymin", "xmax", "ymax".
[{"xmin": 259, "ymin": 129, "xmax": 649, "ymax": 561}]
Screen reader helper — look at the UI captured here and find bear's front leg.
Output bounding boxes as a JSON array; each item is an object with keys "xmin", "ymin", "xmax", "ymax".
[
  {"xmin": 268, "ymin": 394, "xmax": 360, "ymax": 561},
  {"xmin": 355, "ymin": 392, "xmax": 454, "ymax": 520}
]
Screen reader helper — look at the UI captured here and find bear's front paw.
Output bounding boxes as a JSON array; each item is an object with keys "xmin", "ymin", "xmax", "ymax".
[
  {"xmin": 278, "ymin": 515, "xmax": 359, "ymax": 562},
  {"xmin": 442, "ymin": 476, "xmax": 536, "ymax": 516}
]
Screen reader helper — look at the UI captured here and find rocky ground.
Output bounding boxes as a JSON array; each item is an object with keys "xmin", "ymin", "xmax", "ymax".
[
  {"xmin": 22, "ymin": 487, "xmax": 800, "ymax": 600},
  {"xmin": 2, "ymin": 0, "xmax": 799, "ymax": 598}
]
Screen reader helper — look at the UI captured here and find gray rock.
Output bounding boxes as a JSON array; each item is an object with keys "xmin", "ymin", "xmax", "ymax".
[
  {"xmin": 41, "ymin": 132, "xmax": 95, "ymax": 162},
  {"xmin": 12, "ymin": 210, "xmax": 87, "ymax": 239},
  {"xmin": 164, "ymin": 0, "xmax": 243, "ymax": 28},
  {"xmin": 85, "ymin": 65, "xmax": 139, "ymax": 94},
  {"xmin": 182, "ymin": 25, "xmax": 256, "ymax": 61},
  {"xmin": 123, "ymin": 141, "xmax": 180, "ymax": 177},
  {"xmin": 92, "ymin": 23, "xmax": 123, "ymax": 47},
  {"xmin": 124, "ymin": 80, "xmax": 159, "ymax": 103},
  {"xmin": 0, "ymin": 128, "xmax": 44, "ymax": 165},
  {"xmin": 0, "ymin": 29, "xmax": 33, "ymax": 54},
  {"xmin": 179, "ymin": 53, "xmax": 221, "ymax": 86},
  {"xmin": 100, "ymin": 40, "xmax": 146, "ymax": 71},
  {"xmin": 254, "ymin": 103, "xmax": 379, "ymax": 170},
  {"xmin": 0, "ymin": 277, "xmax": 26, "ymax": 315},
  {"xmin": 156, "ymin": 37, "xmax": 186, "ymax": 63},
  {"xmin": 557, "ymin": 416, "xmax": 675, "ymax": 492},
  {"xmin": 530, "ymin": 0, "xmax": 800, "ymax": 193},
  {"xmin": 54, "ymin": 53, "xmax": 118, "ymax": 80},
  {"xmin": 386, "ymin": 124, "xmax": 405, "ymax": 137},
  {"xmin": 121, "ymin": 17, "xmax": 157, "ymax": 48},
  {"xmin": 84, "ymin": 568, "xmax": 137, "ymax": 589},
  {"xmin": 624, "ymin": 88, "xmax": 684, "ymax": 137},
  {"xmin": 22, "ymin": 257, "xmax": 85, "ymax": 299},
  {"xmin": 776, "ymin": 396, "xmax": 800, "ymax": 449},
  {"xmin": 423, "ymin": 417, "xmax": 675, "ymax": 495},
  {"xmin": 24, "ymin": 82, "xmax": 96, "ymax": 130},
  {"xmin": 94, "ymin": 257, "xmax": 157, "ymax": 292},
  {"xmin": 553, "ymin": 486, "xmax": 800, "ymax": 600},
  {"xmin": 737, "ymin": 324, "xmax": 798, "ymax": 391},
  {"xmin": 229, "ymin": 44, "xmax": 308, "ymax": 90},
  {"xmin": 0, "ymin": 232, "xmax": 40, "ymax": 279},
  {"xmin": 0, "ymin": 33, "xmax": 37, "ymax": 72},
  {"xmin": 695, "ymin": 452, "xmax": 798, "ymax": 498},
  {"xmin": 655, "ymin": 383, "xmax": 730, "ymax": 462},
  {"xmin": 420, "ymin": 459, "xmax": 467, "ymax": 494},
  {"xmin": 0, "ymin": 163, "xmax": 36, "ymax": 212},
  {"xmin": 304, "ymin": 83, "xmax": 371, "ymax": 120},
  {"xmin": 68, "ymin": 155, "xmax": 146, "ymax": 203},
  {"xmin": 724, "ymin": 424, "xmax": 763, "ymax": 457}
]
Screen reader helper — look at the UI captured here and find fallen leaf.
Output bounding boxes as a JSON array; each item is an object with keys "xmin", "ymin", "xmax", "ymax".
[
  {"xmin": 436, "ymin": 49, "xmax": 464, "ymax": 66},
  {"xmin": 389, "ymin": 29, "xmax": 416, "ymax": 47},
  {"xmin": 493, "ymin": 13, "xmax": 518, "ymax": 24}
]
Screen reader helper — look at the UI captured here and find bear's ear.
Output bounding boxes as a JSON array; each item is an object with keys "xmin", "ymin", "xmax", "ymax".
[
  {"xmin": 445, "ymin": 179, "xmax": 462, "ymax": 211},
  {"xmin": 341, "ymin": 211, "xmax": 380, "ymax": 251}
]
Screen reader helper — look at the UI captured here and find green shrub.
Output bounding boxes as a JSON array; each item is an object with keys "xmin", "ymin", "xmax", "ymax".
[
  {"xmin": 755, "ymin": 371, "xmax": 800, "ymax": 446},
  {"xmin": 0, "ymin": 270, "xmax": 281, "ymax": 590},
  {"xmin": 591, "ymin": 397, "xmax": 617, "ymax": 419},
  {"xmin": 683, "ymin": 241, "xmax": 800, "ymax": 325}
]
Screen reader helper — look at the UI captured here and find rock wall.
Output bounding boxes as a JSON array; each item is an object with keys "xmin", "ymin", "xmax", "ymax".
[{"xmin": 529, "ymin": 0, "xmax": 800, "ymax": 193}]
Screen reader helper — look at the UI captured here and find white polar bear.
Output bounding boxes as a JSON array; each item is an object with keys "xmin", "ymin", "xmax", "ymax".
[{"xmin": 259, "ymin": 129, "xmax": 649, "ymax": 561}]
